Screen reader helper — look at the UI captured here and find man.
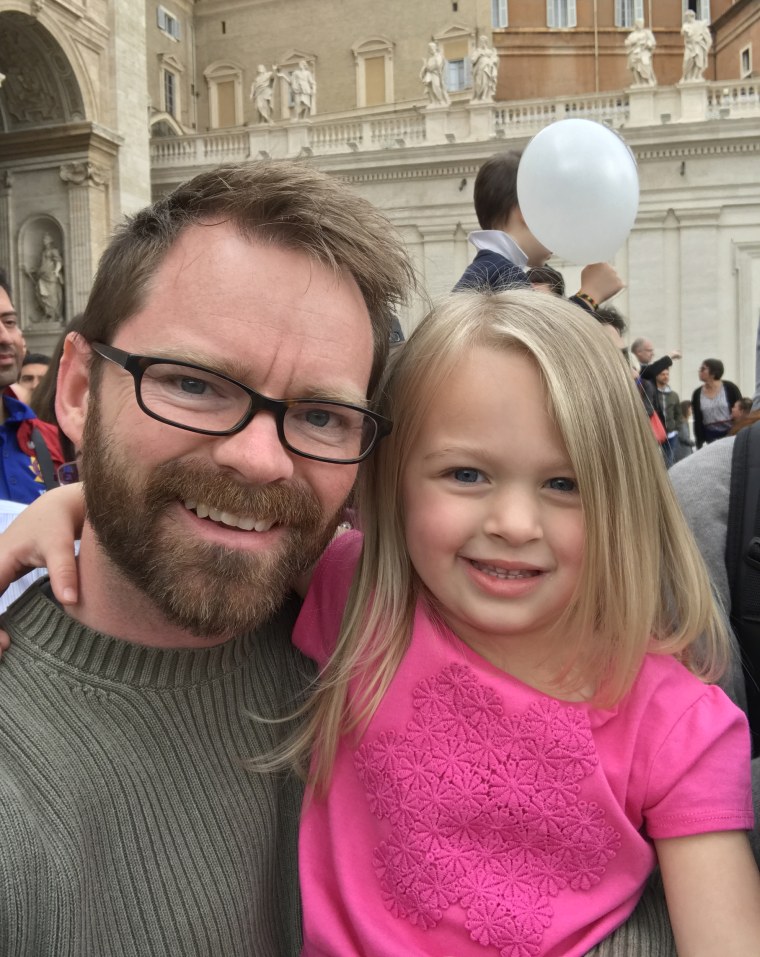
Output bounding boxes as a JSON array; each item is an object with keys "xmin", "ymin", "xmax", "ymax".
[
  {"xmin": 0, "ymin": 271, "xmax": 62, "ymax": 503},
  {"xmin": 655, "ymin": 366, "xmax": 684, "ymax": 467},
  {"xmin": 14, "ymin": 351, "xmax": 50, "ymax": 405},
  {"xmin": 0, "ymin": 161, "xmax": 413, "ymax": 956},
  {"xmin": 631, "ymin": 336, "xmax": 681, "ymax": 382},
  {"xmin": 0, "ymin": 162, "xmax": 691, "ymax": 956}
]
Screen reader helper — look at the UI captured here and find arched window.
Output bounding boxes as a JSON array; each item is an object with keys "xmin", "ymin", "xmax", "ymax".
[
  {"xmin": 353, "ymin": 37, "xmax": 394, "ymax": 108},
  {"xmin": 204, "ymin": 61, "xmax": 244, "ymax": 129}
]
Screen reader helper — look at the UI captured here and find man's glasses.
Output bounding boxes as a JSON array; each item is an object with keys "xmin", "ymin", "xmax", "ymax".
[{"xmin": 90, "ymin": 342, "xmax": 392, "ymax": 465}]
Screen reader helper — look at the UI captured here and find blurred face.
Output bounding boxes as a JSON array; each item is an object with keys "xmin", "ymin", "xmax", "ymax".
[
  {"xmin": 64, "ymin": 224, "xmax": 374, "ymax": 638},
  {"xmin": 0, "ymin": 288, "xmax": 25, "ymax": 390},
  {"xmin": 732, "ymin": 401, "xmax": 747, "ymax": 421},
  {"xmin": 634, "ymin": 339, "xmax": 654, "ymax": 364},
  {"xmin": 698, "ymin": 363, "xmax": 713, "ymax": 383},
  {"xmin": 402, "ymin": 347, "xmax": 584, "ymax": 676},
  {"xmin": 656, "ymin": 368, "xmax": 669, "ymax": 388},
  {"xmin": 15, "ymin": 361, "xmax": 48, "ymax": 403}
]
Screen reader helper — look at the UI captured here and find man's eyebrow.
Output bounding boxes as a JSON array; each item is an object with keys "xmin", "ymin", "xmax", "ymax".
[
  {"xmin": 153, "ymin": 348, "xmax": 367, "ymax": 406},
  {"xmin": 0, "ymin": 309, "xmax": 18, "ymax": 321}
]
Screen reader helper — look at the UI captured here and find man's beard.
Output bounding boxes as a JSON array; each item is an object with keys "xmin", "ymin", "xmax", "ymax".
[{"xmin": 80, "ymin": 407, "xmax": 341, "ymax": 639}]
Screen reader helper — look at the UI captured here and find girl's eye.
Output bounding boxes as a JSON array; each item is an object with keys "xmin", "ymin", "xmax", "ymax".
[
  {"xmin": 547, "ymin": 477, "xmax": 577, "ymax": 493},
  {"xmin": 451, "ymin": 468, "xmax": 483, "ymax": 484}
]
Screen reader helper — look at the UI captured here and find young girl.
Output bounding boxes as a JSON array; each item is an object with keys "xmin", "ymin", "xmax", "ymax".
[{"xmin": 1, "ymin": 291, "xmax": 758, "ymax": 956}]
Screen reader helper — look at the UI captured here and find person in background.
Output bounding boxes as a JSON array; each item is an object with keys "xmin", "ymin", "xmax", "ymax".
[
  {"xmin": 454, "ymin": 150, "xmax": 623, "ymax": 312},
  {"xmin": 14, "ymin": 352, "xmax": 50, "ymax": 406},
  {"xmin": 631, "ymin": 337, "xmax": 681, "ymax": 384},
  {"xmin": 655, "ymin": 367, "xmax": 684, "ymax": 468},
  {"xmin": 674, "ymin": 399, "xmax": 695, "ymax": 461},
  {"xmin": 692, "ymin": 358, "xmax": 742, "ymax": 448},
  {"xmin": 527, "ymin": 264, "xmax": 565, "ymax": 297},
  {"xmin": 0, "ymin": 269, "xmax": 63, "ymax": 503},
  {"xmin": 731, "ymin": 397, "xmax": 753, "ymax": 427}
]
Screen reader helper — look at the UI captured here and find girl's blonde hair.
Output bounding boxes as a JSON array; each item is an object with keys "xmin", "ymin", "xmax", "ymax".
[{"xmin": 293, "ymin": 289, "xmax": 730, "ymax": 791}]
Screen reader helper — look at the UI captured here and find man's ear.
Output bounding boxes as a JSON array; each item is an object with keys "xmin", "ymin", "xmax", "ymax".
[{"xmin": 56, "ymin": 333, "xmax": 91, "ymax": 448}]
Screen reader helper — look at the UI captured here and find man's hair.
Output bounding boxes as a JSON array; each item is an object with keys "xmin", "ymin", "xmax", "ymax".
[
  {"xmin": 595, "ymin": 304, "xmax": 627, "ymax": 335},
  {"xmin": 0, "ymin": 268, "xmax": 11, "ymax": 300},
  {"xmin": 22, "ymin": 353, "xmax": 51, "ymax": 367},
  {"xmin": 293, "ymin": 289, "xmax": 730, "ymax": 789},
  {"xmin": 526, "ymin": 265, "xmax": 565, "ymax": 297},
  {"xmin": 473, "ymin": 150, "xmax": 522, "ymax": 230},
  {"xmin": 630, "ymin": 336, "xmax": 650, "ymax": 357},
  {"xmin": 80, "ymin": 161, "xmax": 416, "ymax": 398},
  {"xmin": 736, "ymin": 397, "xmax": 753, "ymax": 415},
  {"xmin": 702, "ymin": 357, "xmax": 724, "ymax": 380}
]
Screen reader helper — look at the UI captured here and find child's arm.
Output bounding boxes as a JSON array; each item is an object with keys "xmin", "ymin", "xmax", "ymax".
[
  {"xmin": 0, "ymin": 483, "xmax": 84, "ymax": 605},
  {"xmin": 657, "ymin": 830, "xmax": 760, "ymax": 955}
]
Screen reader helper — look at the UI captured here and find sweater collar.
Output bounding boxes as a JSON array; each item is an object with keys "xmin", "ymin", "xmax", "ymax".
[{"xmin": 3, "ymin": 580, "xmax": 283, "ymax": 689}]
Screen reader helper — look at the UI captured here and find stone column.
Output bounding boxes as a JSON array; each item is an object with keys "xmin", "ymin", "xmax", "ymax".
[
  {"xmin": 0, "ymin": 170, "xmax": 14, "ymax": 278},
  {"xmin": 467, "ymin": 102, "xmax": 494, "ymax": 141},
  {"xmin": 423, "ymin": 106, "xmax": 449, "ymax": 146},
  {"xmin": 677, "ymin": 81, "xmax": 708, "ymax": 123},
  {"xmin": 60, "ymin": 162, "xmax": 110, "ymax": 316},
  {"xmin": 627, "ymin": 87, "xmax": 657, "ymax": 128}
]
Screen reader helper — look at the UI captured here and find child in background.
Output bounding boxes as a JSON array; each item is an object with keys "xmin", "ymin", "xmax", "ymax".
[
  {"xmin": 0, "ymin": 292, "xmax": 758, "ymax": 956},
  {"xmin": 453, "ymin": 150, "xmax": 623, "ymax": 314},
  {"xmin": 291, "ymin": 291, "xmax": 758, "ymax": 956}
]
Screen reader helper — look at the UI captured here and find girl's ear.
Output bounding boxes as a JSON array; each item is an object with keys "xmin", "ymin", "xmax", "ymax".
[{"xmin": 55, "ymin": 333, "xmax": 91, "ymax": 449}]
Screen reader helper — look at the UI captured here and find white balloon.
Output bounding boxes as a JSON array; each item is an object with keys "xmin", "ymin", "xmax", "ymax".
[{"xmin": 516, "ymin": 119, "xmax": 639, "ymax": 265}]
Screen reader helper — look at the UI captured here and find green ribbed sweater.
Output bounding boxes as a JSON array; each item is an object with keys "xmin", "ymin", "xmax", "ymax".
[{"xmin": 0, "ymin": 581, "xmax": 312, "ymax": 957}]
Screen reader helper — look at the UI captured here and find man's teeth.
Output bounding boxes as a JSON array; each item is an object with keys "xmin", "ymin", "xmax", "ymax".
[
  {"xmin": 471, "ymin": 560, "xmax": 538, "ymax": 580},
  {"xmin": 182, "ymin": 500, "xmax": 275, "ymax": 532}
]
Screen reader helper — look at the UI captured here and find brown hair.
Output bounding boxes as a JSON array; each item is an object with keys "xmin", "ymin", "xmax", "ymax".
[
  {"xmin": 473, "ymin": 150, "xmax": 522, "ymax": 230},
  {"xmin": 80, "ymin": 161, "xmax": 416, "ymax": 397}
]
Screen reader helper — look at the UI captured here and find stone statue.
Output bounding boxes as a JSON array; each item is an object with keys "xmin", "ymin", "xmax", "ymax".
[
  {"xmin": 26, "ymin": 233, "xmax": 64, "ymax": 323},
  {"xmin": 280, "ymin": 61, "xmax": 316, "ymax": 120},
  {"xmin": 471, "ymin": 36, "xmax": 499, "ymax": 103},
  {"xmin": 680, "ymin": 10, "xmax": 712, "ymax": 83},
  {"xmin": 420, "ymin": 42, "xmax": 450, "ymax": 107},
  {"xmin": 250, "ymin": 64, "xmax": 275, "ymax": 124},
  {"xmin": 624, "ymin": 19, "xmax": 657, "ymax": 87}
]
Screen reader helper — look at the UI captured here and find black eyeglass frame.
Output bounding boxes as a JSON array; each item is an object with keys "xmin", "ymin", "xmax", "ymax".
[{"xmin": 90, "ymin": 341, "xmax": 392, "ymax": 465}]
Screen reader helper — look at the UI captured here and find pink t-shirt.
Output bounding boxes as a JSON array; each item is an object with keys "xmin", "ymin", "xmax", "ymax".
[{"xmin": 294, "ymin": 532, "xmax": 754, "ymax": 957}]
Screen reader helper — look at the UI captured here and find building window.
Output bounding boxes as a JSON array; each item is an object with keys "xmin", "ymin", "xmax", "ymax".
[
  {"xmin": 353, "ymin": 37, "xmax": 394, "ymax": 108},
  {"xmin": 547, "ymin": 0, "xmax": 577, "ymax": 28},
  {"xmin": 683, "ymin": 0, "xmax": 710, "ymax": 21},
  {"xmin": 615, "ymin": 0, "xmax": 644, "ymax": 28},
  {"xmin": 492, "ymin": 0, "xmax": 508, "ymax": 28},
  {"xmin": 440, "ymin": 34, "xmax": 472, "ymax": 93},
  {"xmin": 163, "ymin": 69, "xmax": 177, "ymax": 117},
  {"xmin": 204, "ymin": 62, "xmax": 244, "ymax": 128},
  {"xmin": 741, "ymin": 46, "xmax": 752, "ymax": 78},
  {"xmin": 157, "ymin": 5, "xmax": 180, "ymax": 40}
]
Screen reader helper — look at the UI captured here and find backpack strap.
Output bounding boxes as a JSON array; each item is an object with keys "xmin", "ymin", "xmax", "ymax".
[
  {"xmin": 30, "ymin": 426, "xmax": 60, "ymax": 492},
  {"xmin": 726, "ymin": 421, "xmax": 760, "ymax": 757}
]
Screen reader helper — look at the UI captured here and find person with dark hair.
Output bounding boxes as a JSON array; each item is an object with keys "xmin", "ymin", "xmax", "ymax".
[
  {"xmin": 692, "ymin": 358, "xmax": 742, "ymax": 448},
  {"xmin": 675, "ymin": 399, "xmax": 695, "ymax": 461},
  {"xmin": 730, "ymin": 396, "xmax": 753, "ymax": 429},
  {"xmin": 454, "ymin": 150, "xmax": 623, "ymax": 312},
  {"xmin": 631, "ymin": 337, "xmax": 681, "ymax": 384},
  {"xmin": 527, "ymin": 264, "xmax": 565, "ymax": 296},
  {"xmin": 28, "ymin": 315, "xmax": 84, "ymax": 465},
  {"xmin": 0, "ymin": 270, "xmax": 63, "ymax": 502},
  {"xmin": 14, "ymin": 352, "xmax": 50, "ymax": 406}
]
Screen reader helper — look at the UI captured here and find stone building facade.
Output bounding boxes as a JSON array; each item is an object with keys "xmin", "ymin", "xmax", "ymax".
[{"xmin": 1, "ymin": 0, "xmax": 759, "ymax": 399}]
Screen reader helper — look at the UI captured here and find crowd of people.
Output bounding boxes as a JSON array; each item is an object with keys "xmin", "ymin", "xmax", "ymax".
[{"xmin": 0, "ymin": 155, "xmax": 757, "ymax": 957}]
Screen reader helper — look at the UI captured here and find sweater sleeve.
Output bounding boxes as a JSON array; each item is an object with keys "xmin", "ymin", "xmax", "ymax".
[
  {"xmin": 292, "ymin": 530, "xmax": 363, "ymax": 668},
  {"xmin": 642, "ymin": 684, "xmax": 754, "ymax": 839}
]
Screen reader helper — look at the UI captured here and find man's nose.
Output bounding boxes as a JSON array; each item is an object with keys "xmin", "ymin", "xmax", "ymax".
[{"xmin": 210, "ymin": 411, "xmax": 296, "ymax": 485}]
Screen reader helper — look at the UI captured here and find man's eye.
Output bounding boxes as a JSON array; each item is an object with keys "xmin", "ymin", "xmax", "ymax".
[
  {"xmin": 452, "ymin": 468, "xmax": 482, "ymax": 484},
  {"xmin": 178, "ymin": 377, "xmax": 208, "ymax": 395},
  {"xmin": 547, "ymin": 477, "xmax": 577, "ymax": 493}
]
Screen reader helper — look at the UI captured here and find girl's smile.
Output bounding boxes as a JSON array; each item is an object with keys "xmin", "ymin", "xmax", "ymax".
[{"xmin": 402, "ymin": 345, "xmax": 584, "ymax": 677}]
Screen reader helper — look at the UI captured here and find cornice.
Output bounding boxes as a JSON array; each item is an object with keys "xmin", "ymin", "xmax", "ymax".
[{"xmin": 0, "ymin": 121, "xmax": 122, "ymax": 162}]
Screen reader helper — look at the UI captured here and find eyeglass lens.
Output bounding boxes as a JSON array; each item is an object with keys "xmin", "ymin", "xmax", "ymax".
[{"xmin": 138, "ymin": 362, "xmax": 376, "ymax": 460}]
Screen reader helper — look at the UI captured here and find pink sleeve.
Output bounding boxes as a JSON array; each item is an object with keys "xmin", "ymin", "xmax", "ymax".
[
  {"xmin": 292, "ymin": 530, "xmax": 363, "ymax": 668},
  {"xmin": 642, "ymin": 685, "xmax": 755, "ymax": 839}
]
